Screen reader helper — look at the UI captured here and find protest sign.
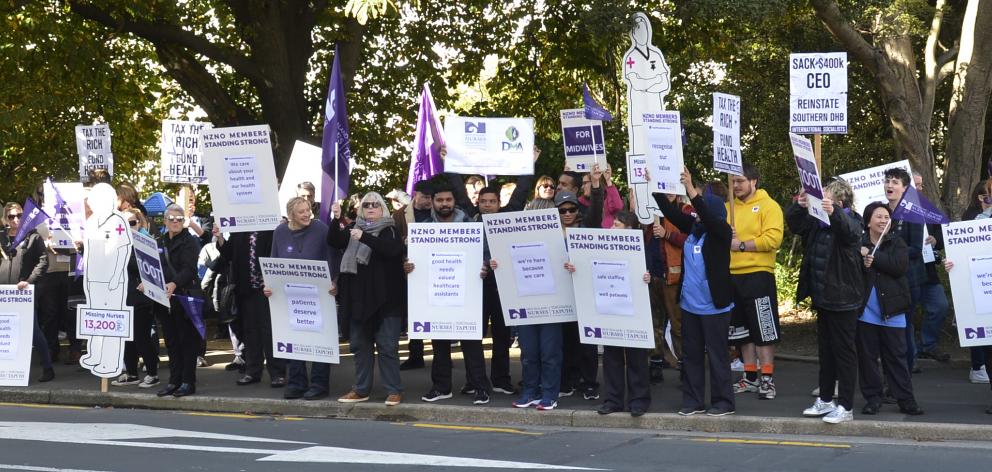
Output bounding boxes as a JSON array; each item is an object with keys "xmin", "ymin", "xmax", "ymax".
[
  {"xmin": 942, "ymin": 220, "xmax": 992, "ymax": 348},
  {"xmin": 790, "ymin": 133, "xmax": 830, "ymax": 225},
  {"xmin": 161, "ymin": 119, "xmax": 213, "ymax": 184},
  {"xmin": 0, "ymin": 286, "xmax": 34, "ymax": 387},
  {"xmin": 565, "ymin": 229, "xmax": 654, "ymax": 349},
  {"xmin": 559, "ymin": 109, "xmax": 606, "ymax": 172},
  {"xmin": 789, "ymin": 52, "xmax": 848, "ymax": 134},
  {"xmin": 202, "ymin": 125, "xmax": 282, "ymax": 233},
  {"xmin": 642, "ymin": 111, "xmax": 686, "ymax": 195},
  {"xmin": 131, "ymin": 230, "xmax": 170, "ymax": 307},
  {"xmin": 712, "ymin": 93, "xmax": 742, "ymax": 175},
  {"xmin": 43, "ymin": 181, "xmax": 85, "ymax": 241},
  {"xmin": 443, "ymin": 116, "xmax": 535, "ymax": 175},
  {"xmin": 278, "ymin": 141, "xmax": 323, "ymax": 217},
  {"xmin": 75, "ymin": 124, "xmax": 114, "ymax": 181},
  {"xmin": 482, "ymin": 209, "xmax": 576, "ymax": 326},
  {"xmin": 406, "ymin": 223, "xmax": 484, "ymax": 340},
  {"xmin": 259, "ymin": 257, "xmax": 339, "ymax": 364}
]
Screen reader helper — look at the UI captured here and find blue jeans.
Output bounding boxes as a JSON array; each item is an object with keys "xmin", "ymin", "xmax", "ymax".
[
  {"xmin": 915, "ymin": 282, "xmax": 949, "ymax": 353},
  {"xmin": 349, "ymin": 317, "xmax": 402, "ymax": 396},
  {"xmin": 287, "ymin": 360, "xmax": 330, "ymax": 394},
  {"xmin": 517, "ymin": 323, "xmax": 562, "ymax": 403}
]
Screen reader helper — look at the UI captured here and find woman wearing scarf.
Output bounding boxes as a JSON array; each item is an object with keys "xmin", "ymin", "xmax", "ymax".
[
  {"xmin": 328, "ymin": 192, "xmax": 405, "ymax": 406},
  {"xmin": 267, "ymin": 197, "xmax": 332, "ymax": 400}
]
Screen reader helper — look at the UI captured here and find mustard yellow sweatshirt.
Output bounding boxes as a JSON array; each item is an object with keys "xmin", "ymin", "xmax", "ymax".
[{"xmin": 726, "ymin": 189, "xmax": 784, "ymax": 274}]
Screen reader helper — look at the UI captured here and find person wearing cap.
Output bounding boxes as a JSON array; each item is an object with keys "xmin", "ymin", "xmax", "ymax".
[{"xmin": 654, "ymin": 167, "xmax": 736, "ymax": 417}]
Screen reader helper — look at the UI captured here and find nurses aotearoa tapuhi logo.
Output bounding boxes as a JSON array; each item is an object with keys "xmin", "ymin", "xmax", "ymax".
[
  {"xmin": 413, "ymin": 322, "xmax": 431, "ymax": 333},
  {"xmin": 219, "ymin": 217, "xmax": 237, "ymax": 227},
  {"xmin": 583, "ymin": 326, "xmax": 602, "ymax": 338},
  {"xmin": 965, "ymin": 327, "xmax": 988, "ymax": 339},
  {"xmin": 464, "ymin": 122, "xmax": 486, "ymax": 134},
  {"xmin": 277, "ymin": 342, "xmax": 294, "ymax": 353},
  {"xmin": 508, "ymin": 308, "xmax": 528, "ymax": 319}
]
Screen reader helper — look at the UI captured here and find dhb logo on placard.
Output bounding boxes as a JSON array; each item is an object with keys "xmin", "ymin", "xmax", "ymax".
[
  {"xmin": 277, "ymin": 342, "xmax": 294, "ymax": 353},
  {"xmin": 464, "ymin": 122, "xmax": 486, "ymax": 134},
  {"xmin": 219, "ymin": 217, "xmax": 237, "ymax": 228},
  {"xmin": 965, "ymin": 327, "xmax": 987, "ymax": 339},
  {"xmin": 508, "ymin": 309, "xmax": 528, "ymax": 319},
  {"xmin": 413, "ymin": 322, "xmax": 431, "ymax": 333},
  {"xmin": 584, "ymin": 327, "xmax": 602, "ymax": 338}
]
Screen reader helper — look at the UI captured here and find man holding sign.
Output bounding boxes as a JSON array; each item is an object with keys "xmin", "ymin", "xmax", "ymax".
[{"xmin": 883, "ymin": 168, "xmax": 926, "ymax": 373}]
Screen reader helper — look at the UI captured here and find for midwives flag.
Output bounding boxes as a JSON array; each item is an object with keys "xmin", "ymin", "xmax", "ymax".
[
  {"xmin": 406, "ymin": 83, "xmax": 445, "ymax": 194},
  {"xmin": 319, "ymin": 45, "xmax": 352, "ymax": 223},
  {"xmin": 13, "ymin": 198, "xmax": 49, "ymax": 247},
  {"xmin": 178, "ymin": 296, "xmax": 207, "ymax": 340},
  {"xmin": 583, "ymin": 84, "xmax": 613, "ymax": 121},
  {"xmin": 892, "ymin": 185, "xmax": 950, "ymax": 224}
]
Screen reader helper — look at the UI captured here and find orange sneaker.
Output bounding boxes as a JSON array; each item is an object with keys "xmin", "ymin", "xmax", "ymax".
[
  {"xmin": 384, "ymin": 393, "xmax": 402, "ymax": 406},
  {"xmin": 337, "ymin": 390, "xmax": 370, "ymax": 403}
]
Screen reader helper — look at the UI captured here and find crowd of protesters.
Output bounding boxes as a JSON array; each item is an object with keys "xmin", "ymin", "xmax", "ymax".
[{"xmin": 9, "ymin": 152, "xmax": 992, "ymax": 424}]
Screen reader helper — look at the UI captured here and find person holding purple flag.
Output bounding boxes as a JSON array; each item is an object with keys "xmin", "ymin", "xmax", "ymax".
[
  {"xmin": 319, "ymin": 45, "xmax": 352, "ymax": 224},
  {"xmin": 406, "ymin": 84, "xmax": 445, "ymax": 194}
]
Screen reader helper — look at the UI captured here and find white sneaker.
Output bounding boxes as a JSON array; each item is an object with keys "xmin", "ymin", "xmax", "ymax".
[
  {"xmin": 138, "ymin": 375, "xmax": 160, "ymax": 388},
  {"xmin": 969, "ymin": 366, "xmax": 990, "ymax": 384},
  {"xmin": 822, "ymin": 405, "xmax": 853, "ymax": 424},
  {"xmin": 110, "ymin": 374, "xmax": 140, "ymax": 386},
  {"xmin": 803, "ymin": 398, "xmax": 837, "ymax": 417},
  {"xmin": 730, "ymin": 359, "xmax": 744, "ymax": 372}
]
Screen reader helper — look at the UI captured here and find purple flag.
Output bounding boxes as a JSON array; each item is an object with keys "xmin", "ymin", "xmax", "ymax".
[
  {"xmin": 406, "ymin": 83, "xmax": 446, "ymax": 194},
  {"xmin": 47, "ymin": 177, "xmax": 72, "ymax": 230},
  {"xmin": 583, "ymin": 83, "xmax": 613, "ymax": 121},
  {"xmin": 319, "ymin": 45, "xmax": 352, "ymax": 223},
  {"xmin": 178, "ymin": 296, "xmax": 207, "ymax": 340},
  {"xmin": 892, "ymin": 185, "xmax": 950, "ymax": 224},
  {"xmin": 13, "ymin": 198, "xmax": 50, "ymax": 247}
]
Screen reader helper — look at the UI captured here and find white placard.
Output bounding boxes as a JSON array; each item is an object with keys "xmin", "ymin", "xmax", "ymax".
[
  {"xmin": 839, "ymin": 160, "xmax": 912, "ymax": 216},
  {"xmin": 510, "ymin": 242, "xmax": 556, "ymax": 297},
  {"xmin": 131, "ymin": 230, "xmax": 170, "ymax": 307},
  {"xmin": 790, "ymin": 133, "xmax": 829, "ymax": 225},
  {"xmin": 559, "ymin": 109, "xmax": 605, "ymax": 172},
  {"xmin": 789, "ymin": 52, "xmax": 848, "ymax": 134},
  {"xmin": 0, "ymin": 286, "xmax": 33, "ymax": 387},
  {"xmin": 643, "ymin": 111, "xmax": 686, "ymax": 195},
  {"xmin": 407, "ymin": 223, "xmax": 484, "ymax": 339},
  {"xmin": 43, "ymin": 181, "xmax": 85, "ymax": 241},
  {"xmin": 566, "ymin": 228, "xmax": 654, "ymax": 349},
  {"xmin": 443, "ymin": 116, "xmax": 535, "ymax": 175},
  {"xmin": 482, "ymin": 209, "xmax": 576, "ymax": 326},
  {"xmin": 75, "ymin": 124, "xmax": 113, "ymax": 181},
  {"xmin": 202, "ymin": 125, "xmax": 282, "ymax": 233},
  {"xmin": 77, "ymin": 308, "xmax": 132, "ymax": 338},
  {"xmin": 712, "ymin": 93, "xmax": 742, "ymax": 175},
  {"xmin": 161, "ymin": 119, "xmax": 213, "ymax": 184},
  {"xmin": 278, "ymin": 141, "xmax": 323, "ymax": 217},
  {"xmin": 943, "ymin": 220, "xmax": 992, "ymax": 347},
  {"xmin": 260, "ymin": 257, "xmax": 339, "ymax": 363}
]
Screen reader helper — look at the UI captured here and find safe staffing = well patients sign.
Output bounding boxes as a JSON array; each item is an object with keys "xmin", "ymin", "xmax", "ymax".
[
  {"xmin": 789, "ymin": 52, "xmax": 848, "ymax": 134},
  {"xmin": 942, "ymin": 220, "xmax": 992, "ymax": 348}
]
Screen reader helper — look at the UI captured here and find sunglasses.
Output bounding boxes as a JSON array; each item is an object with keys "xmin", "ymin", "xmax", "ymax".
[
  {"xmin": 558, "ymin": 207, "xmax": 578, "ymax": 215},
  {"xmin": 166, "ymin": 215, "xmax": 185, "ymax": 222},
  {"xmin": 361, "ymin": 202, "xmax": 380, "ymax": 209},
  {"xmin": 128, "ymin": 220, "xmax": 138, "ymax": 227},
  {"xmin": 540, "ymin": 184, "xmax": 554, "ymax": 189},
  {"xmin": 6, "ymin": 213, "xmax": 22, "ymax": 220}
]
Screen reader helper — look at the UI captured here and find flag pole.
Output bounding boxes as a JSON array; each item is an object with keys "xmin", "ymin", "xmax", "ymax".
[{"xmin": 870, "ymin": 218, "xmax": 891, "ymax": 257}]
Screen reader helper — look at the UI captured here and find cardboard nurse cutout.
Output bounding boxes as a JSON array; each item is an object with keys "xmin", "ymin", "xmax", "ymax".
[
  {"xmin": 77, "ymin": 183, "xmax": 134, "ymax": 378},
  {"xmin": 623, "ymin": 12, "xmax": 672, "ymax": 223}
]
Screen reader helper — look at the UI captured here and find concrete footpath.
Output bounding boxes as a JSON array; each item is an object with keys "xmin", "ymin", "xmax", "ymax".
[{"xmin": 3, "ymin": 339, "xmax": 992, "ymax": 442}]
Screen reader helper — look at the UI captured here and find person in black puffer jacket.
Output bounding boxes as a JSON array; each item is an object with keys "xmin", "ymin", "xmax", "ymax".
[
  {"xmin": 856, "ymin": 202, "xmax": 923, "ymax": 416},
  {"xmin": 786, "ymin": 178, "xmax": 864, "ymax": 424}
]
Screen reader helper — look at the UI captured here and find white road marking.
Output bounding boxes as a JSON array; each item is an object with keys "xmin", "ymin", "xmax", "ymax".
[
  {"xmin": 0, "ymin": 465, "xmax": 112, "ymax": 472},
  {"xmin": 260, "ymin": 446, "xmax": 603, "ymax": 469}
]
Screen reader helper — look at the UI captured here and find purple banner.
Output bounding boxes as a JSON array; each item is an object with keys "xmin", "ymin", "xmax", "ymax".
[
  {"xmin": 795, "ymin": 155, "xmax": 824, "ymax": 199},
  {"xmin": 892, "ymin": 185, "xmax": 950, "ymax": 224}
]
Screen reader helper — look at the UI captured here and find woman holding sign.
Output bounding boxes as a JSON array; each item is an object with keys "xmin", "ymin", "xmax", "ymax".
[
  {"xmin": 115, "ymin": 210, "xmax": 160, "ymax": 389},
  {"xmin": 327, "ymin": 192, "xmax": 405, "ymax": 407}
]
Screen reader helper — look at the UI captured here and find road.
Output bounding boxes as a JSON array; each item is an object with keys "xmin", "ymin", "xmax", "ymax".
[{"xmin": 0, "ymin": 403, "xmax": 989, "ymax": 471}]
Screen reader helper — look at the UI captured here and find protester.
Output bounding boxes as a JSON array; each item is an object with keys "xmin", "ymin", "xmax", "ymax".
[
  {"xmin": 646, "ymin": 193, "xmax": 689, "ymax": 380},
  {"xmin": 266, "ymin": 196, "xmax": 332, "ymax": 400},
  {"xmin": 328, "ymin": 192, "xmax": 405, "ymax": 406},
  {"xmin": 500, "ymin": 182, "xmax": 517, "ymax": 208},
  {"xmin": 655, "ymin": 168, "xmax": 735, "ymax": 417},
  {"xmin": 726, "ymin": 164, "xmax": 784, "ymax": 400},
  {"xmin": 113, "ymin": 209, "xmax": 160, "ymax": 388},
  {"xmin": 907, "ymin": 172, "xmax": 952, "ymax": 364},
  {"xmin": 883, "ymin": 168, "xmax": 925, "ymax": 373},
  {"xmin": 152, "ymin": 204, "xmax": 201, "ymax": 397},
  {"xmin": 557, "ymin": 170, "xmax": 582, "ymax": 195},
  {"xmin": 580, "ymin": 166, "xmax": 623, "ymax": 228},
  {"xmin": 857, "ymin": 202, "xmax": 924, "ymax": 416},
  {"xmin": 31, "ymin": 184, "xmax": 75, "ymax": 364},
  {"xmin": 296, "ymin": 181, "xmax": 320, "ymax": 216},
  {"xmin": 0, "ymin": 202, "xmax": 54, "ymax": 382},
  {"xmin": 464, "ymin": 175, "xmax": 486, "ymax": 207},
  {"xmin": 525, "ymin": 175, "xmax": 557, "ymax": 211},
  {"xmin": 394, "ymin": 179, "xmax": 434, "ymax": 371},
  {"xmin": 961, "ymin": 178, "xmax": 992, "ymax": 384},
  {"xmin": 786, "ymin": 178, "xmax": 864, "ymax": 424},
  {"xmin": 567, "ymin": 210, "xmax": 652, "ymax": 417}
]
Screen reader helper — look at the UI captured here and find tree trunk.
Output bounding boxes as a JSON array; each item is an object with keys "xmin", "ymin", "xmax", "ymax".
[{"xmin": 941, "ymin": 0, "xmax": 992, "ymax": 219}]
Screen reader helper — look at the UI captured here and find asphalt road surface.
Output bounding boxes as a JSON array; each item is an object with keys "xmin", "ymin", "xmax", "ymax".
[{"xmin": 0, "ymin": 403, "xmax": 990, "ymax": 472}]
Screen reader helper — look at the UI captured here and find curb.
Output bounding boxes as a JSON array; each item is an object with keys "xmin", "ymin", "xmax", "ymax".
[{"xmin": 4, "ymin": 388, "xmax": 991, "ymax": 442}]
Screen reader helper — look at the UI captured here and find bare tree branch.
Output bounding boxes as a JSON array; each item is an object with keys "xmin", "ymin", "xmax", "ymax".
[
  {"xmin": 811, "ymin": 0, "xmax": 880, "ymax": 74},
  {"xmin": 155, "ymin": 43, "xmax": 254, "ymax": 126}
]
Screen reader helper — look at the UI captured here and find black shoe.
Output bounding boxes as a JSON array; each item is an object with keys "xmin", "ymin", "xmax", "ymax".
[
  {"xmin": 38, "ymin": 368, "xmax": 55, "ymax": 383},
  {"xmin": 582, "ymin": 389, "xmax": 600, "ymax": 400},
  {"xmin": 473, "ymin": 390, "xmax": 491, "ymax": 405},
  {"xmin": 156, "ymin": 384, "xmax": 179, "ymax": 397},
  {"xmin": 917, "ymin": 350, "xmax": 951, "ymax": 363},
  {"xmin": 492, "ymin": 383, "xmax": 517, "ymax": 395},
  {"xmin": 284, "ymin": 388, "xmax": 305, "ymax": 399},
  {"xmin": 303, "ymin": 388, "xmax": 328, "ymax": 400},
  {"xmin": 630, "ymin": 406, "xmax": 647, "ymax": 417},
  {"xmin": 399, "ymin": 358, "xmax": 424, "ymax": 371},
  {"xmin": 236, "ymin": 375, "xmax": 260, "ymax": 386},
  {"xmin": 270, "ymin": 377, "xmax": 286, "ymax": 388},
  {"xmin": 678, "ymin": 407, "xmax": 705, "ymax": 416},
  {"xmin": 899, "ymin": 402, "xmax": 924, "ymax": 415},
  {"xmin": 597, "ymin": 403, "xmax": 622, "ymax": 415},
  {"xmin": 460, "ymin": 384, "xmax": 477, "ymax": 395},
  {"xmin": 706, "ymin": 407, "xmax": 735, "ymax": 417},
  {"xmin": 225, "ymin": 358, "xmax": 245, "ymax": 371},
  {"xmin": 862, "ymin": 403, "xmax": 881, "ymax": 415},
  {"xmin": 172, "ymin": 383, "xmax": 195, "ymax": 397}
]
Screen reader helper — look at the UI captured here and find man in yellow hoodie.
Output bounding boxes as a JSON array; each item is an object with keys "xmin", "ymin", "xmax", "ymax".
[{"xmin": 726, "ymin": 164, "xmax": 784, "ymax": 400}]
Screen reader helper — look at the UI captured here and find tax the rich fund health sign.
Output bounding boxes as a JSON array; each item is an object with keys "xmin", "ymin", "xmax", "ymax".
[{"xmin": 789, "ymin": 52, "xmax": 848, "ymax": 134}]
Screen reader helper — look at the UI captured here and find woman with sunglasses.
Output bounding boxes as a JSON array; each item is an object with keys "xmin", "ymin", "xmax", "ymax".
[
  {"xmin": 153, "ymin": 204, "xmax": 202, "ymax": 397},
  {"xmin": 525, "ymin": 176, "xmax": 557, "ymax": 211},
  {"xmin": 328, "ymin": 192, "xmax": 405, "ymax": 406},
  {"xmin": 0, "ymin": 202, "xmax": 54, "ymax": 382},
  {"xmin": 114, "ymin": 209, "xmax": 160, "ymax": 389}
]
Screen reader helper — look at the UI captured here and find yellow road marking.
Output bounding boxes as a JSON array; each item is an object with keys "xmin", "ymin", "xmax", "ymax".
[
  {"xmin": 691, "ymin": 438, "xmax": 850, "ymax": 449},
  {"xmin": 0, "ymin": 402, "xmax": 88, "ymax": 410},
  {"xmin": 399, "ymin": 422, "xmax": 543, "ymax": 436},
  {"xmin": 184, "ymin": 412, "xmax": 303, "ymax": 421}
]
